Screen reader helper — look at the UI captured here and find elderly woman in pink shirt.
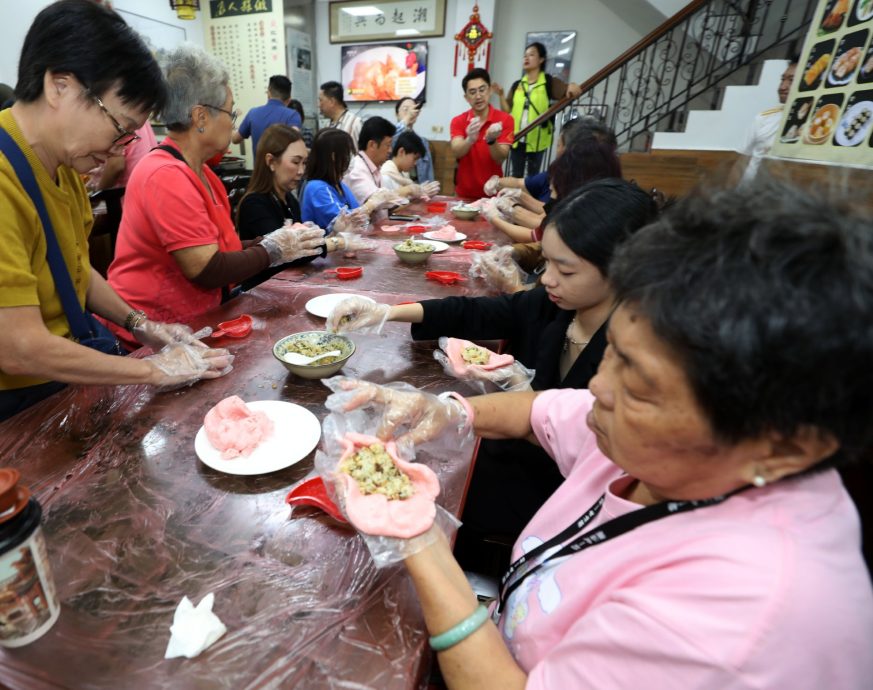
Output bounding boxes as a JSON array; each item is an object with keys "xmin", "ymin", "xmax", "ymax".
[{"xmin": 326, "ymin": 181, "xmax": 873, "ymax": 689}]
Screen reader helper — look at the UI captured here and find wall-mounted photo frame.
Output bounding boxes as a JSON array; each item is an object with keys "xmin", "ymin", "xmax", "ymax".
[
  {"xmin": 525, "ymin": 30, "xmax": 577, "ymax": 83},
  {"xmin": 330, "ymin": 0, "xmax": 446, "ymax": 44}
]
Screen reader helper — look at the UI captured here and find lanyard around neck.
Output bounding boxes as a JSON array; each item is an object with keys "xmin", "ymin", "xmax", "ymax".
[{"xmin": 495, "ymin": 484, "xmax": 749, "ymax": 618}]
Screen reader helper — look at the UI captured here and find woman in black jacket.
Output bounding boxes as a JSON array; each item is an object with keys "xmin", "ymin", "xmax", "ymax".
[
  {"xmin": 236, "ymin": 124, "xmax": 360, "ymax": 289},
  {"xmin": 328, "ymin": 179, "xmax": 658, "ymax": 569}
]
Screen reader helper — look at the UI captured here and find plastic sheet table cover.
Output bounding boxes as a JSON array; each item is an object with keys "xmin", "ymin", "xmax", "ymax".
[
  {"xmin": 273, "ymin": 197, "xmax": 512, "ymax": 296},
  {"xmin": 0, "ymin": 284, "xmax": 479, "ymax": 690}
]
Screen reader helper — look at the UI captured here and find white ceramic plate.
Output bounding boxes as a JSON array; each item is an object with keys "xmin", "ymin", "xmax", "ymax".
[
  {"xmin": 195, "ymin": 400, "xmax": 321, "ymax": 476},
  {"xmin": 305, "ymin": 293, "xmax": 376, "ymax": 319},
  {"xmin": 423, "ymin": 240, "xmax": 450, "ymax": 252},
  {"xmin": 834, "ymin": 101, "xmax": 873, "ymax": 147},
  {"xmin": 423, "ymin": 231, "xmax": 467, "ymax": 244}
]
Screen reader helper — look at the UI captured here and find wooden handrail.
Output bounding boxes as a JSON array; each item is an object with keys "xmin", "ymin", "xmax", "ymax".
[{"xmin": 515, "ymin": 0, "xmax": 709, "ymax": 141}]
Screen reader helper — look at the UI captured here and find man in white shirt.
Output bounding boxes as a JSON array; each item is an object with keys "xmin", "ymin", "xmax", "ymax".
[
  {"xmin": 345, "ymin": 117, "xmax": 439, "ymax": 206},
  {"xmin": 738, "ymin": 57, "xmax": 798, "ymax": 184},
  {"xmin": 319, "ymin": 80, "xmax": 362, "ymax": 151}
]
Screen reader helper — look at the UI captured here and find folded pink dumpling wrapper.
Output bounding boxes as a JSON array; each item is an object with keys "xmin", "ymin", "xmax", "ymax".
[
  {"xmin": 444, "ymin": 337, "xmax": 515, "ymax": 375},
  {"xmin": 337, "ymin": 432, "xmax": 439, "ymax": 538},
  {"xmin": 204, "ymin": 396, "xmax": 274, "ymax": 460},
  {"xmin": 429, "ymin": 225, "xmax": 461, "ymax": 241}
]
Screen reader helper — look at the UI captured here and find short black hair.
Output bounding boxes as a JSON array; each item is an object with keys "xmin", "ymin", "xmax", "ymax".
[
  {"xmin": 320, "ymin": 80, "xmax": 345, "ymax": 107},
  {"xmin": 268, "ymin": 75, "xmax": 291, "ymax": 101},
  {"xmin": 288, "ymin": 98, "xmax": 305, "ymax": 121},
  {"xmin": 358, "ymin": 116, "xmax": 396, "ymax": 152},
  {"xmin": 609, "ymin": 181, "xmax": 873, "ymax": 467},
  {"xmin": 462, "ymin": 68, "xmax": 491, "ymax": 92},
  {"xmin": 306, "ymin": 128, "xmax": 355, "ymax": 187},
  {"xmin": 526, "ymin": 42, "xmax": 547, "ymax": 60},
  {"xmin": 547, "ymin": 178, "xmax": 658, "ymax": 276},
  {"xmin": 16, "ymin": 0, "xmax": 165, "ymax": 113},
  {"xmin": 392, "ymin": 130, "xmax": 426, "ymax": 158},
  {"xmin": 395, "ymin": 96, "xmax": 416, "ymax": 115}
]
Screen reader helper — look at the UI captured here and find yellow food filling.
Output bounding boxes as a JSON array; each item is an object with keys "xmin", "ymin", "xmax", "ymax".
[
  {"xmin": 396, "ymin": 239, "xmax": 434, "ymax": 253},
  {"xmin": 340, "ymin": 443, "xmax": 413, "ymax": 500},
  {"xmin": 461, "ymin": 345, "xmax": 489, "ymax": 365}
]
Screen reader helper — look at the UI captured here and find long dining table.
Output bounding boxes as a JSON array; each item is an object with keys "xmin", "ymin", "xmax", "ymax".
[{"xmin": 0, "ymin": 198, "xmax": 512, "ymax": 689}]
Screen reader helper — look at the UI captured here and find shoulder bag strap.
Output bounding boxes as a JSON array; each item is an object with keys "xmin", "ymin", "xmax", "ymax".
[{"xmin": 0, "ymin": 128, "xmax": 93, "ymax": 340}]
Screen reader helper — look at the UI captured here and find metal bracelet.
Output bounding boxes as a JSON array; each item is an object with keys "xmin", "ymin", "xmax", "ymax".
[{"xmin": 124, "ymin": 309, "xmax": 148, "ymax": 332}]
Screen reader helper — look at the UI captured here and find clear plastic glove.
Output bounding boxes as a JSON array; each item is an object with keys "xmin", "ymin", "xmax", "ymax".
[
  {"xmin": 146, "ymin": 343, "xmax": 234, "ymax": 391},
  {"xmin": 132, "ymin": 319, "xmax": 208, "ymax": 350},
  {"xmin": 340, "ymin": 234, "xmax": 377, "ymax": 253},
  {"xmin": 323, "ymin": 377, "xmax": 471, "ymax": 445},
  {"xmin": 330, "ymin": 206, "xmax": 369, "ymax": 234},
  {"xmin": 259, "ymin": 223, "xmax": 325, "ymax": 267},
  {"xmin": 495, "ymin": 196, "xmax": 517, "ymax": 219},
  {"xmin": 484, "ymin": 122, "xmax": 503, "ymax": 144},
  {"xmin": 326, "ymin": 297, "xmax": 390, "ymax": 335},
  {"xmin": 470, "ymin": 246, "xmax": 527, "ymax": 294},
  {"xmin": 314, "ymin": 409, "xmax": 461, "ymax": 568},
  {"xmin": 483, "ymin": 175, "xmax": 500, "ymax": 197},
  {"xmin": 434, "ymin": 337, "xmax": 535, "ymax": 394},
  {"xmin": 465, "ymin": 116, "xmax": 483, "ymax": 142},
  {"xmin": 367, "ymin": 188, "xmax": 406, "ymax": 212},
  {"xmin": 497, "ymin": 187, "xmax": 522, "ymax": 200},
  {"xmin": 479, "ymin": 197, "xmax": 501, "ymax": 223},
  {"xmin": 420, "ymin": 180, "xmax": 441, "ymax": 198}
]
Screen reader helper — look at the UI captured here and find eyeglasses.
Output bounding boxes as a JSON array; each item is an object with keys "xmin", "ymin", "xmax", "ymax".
[
  {"xmin": 91, "ymin": 94, "xmax": 140, "ymax": 147},
  {"xmin": 466, "ymin": 85, "xmax": 489, "ymax": 97},
  {"xmin": 199, "ymin": 103, "xmax": 239, "ymax": 125}
]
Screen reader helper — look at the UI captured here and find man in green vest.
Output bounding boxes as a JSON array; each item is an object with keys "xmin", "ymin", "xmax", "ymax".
[{"xmin": 494, "ymin": 42, "xmax": 581, "ymax": 178}]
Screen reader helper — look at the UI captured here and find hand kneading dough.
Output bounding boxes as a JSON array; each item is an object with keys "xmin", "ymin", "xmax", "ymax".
[
  {"xmin": 204, "ymin": 396, "xmax": 274, "ymax": 459},
  {"xmin": 337, "ymin": 432, "xmax": 439, "ymax": 538}
]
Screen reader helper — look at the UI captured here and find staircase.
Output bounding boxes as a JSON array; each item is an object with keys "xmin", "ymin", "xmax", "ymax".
[{"xmin": 516, "ymin": 0, "xmax": 818, "ymax": 157}]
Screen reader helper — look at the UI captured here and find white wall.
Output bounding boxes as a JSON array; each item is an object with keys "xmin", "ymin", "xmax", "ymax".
[
  {"xmin": 312, "ymin": 0, "xmax": 660, "ymax": 142},
  {"xmin": 313, "ymin": 0, "xmax": 495, "ymax": 142},
  {"xmin": 0, "ymin": 1, "xmax": 203, "ymax": 89},
  {"xmin": 489, "ymin": 0, "xmax": 657, "ymax": 100}
]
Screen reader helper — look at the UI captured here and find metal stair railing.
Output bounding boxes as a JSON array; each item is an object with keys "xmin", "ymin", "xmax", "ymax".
[{"xmin": 514, "ymin": 0, "xmax": 818, "ymax": 158}]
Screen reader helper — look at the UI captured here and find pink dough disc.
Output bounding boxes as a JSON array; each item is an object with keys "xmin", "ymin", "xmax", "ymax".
[
  {"xmin": 337, "ymin": 432, "xmax": 439, "ymax": 538},
  {"xmin": 444, "ymin": 338, "xmax": 514, "ymax": 375}
]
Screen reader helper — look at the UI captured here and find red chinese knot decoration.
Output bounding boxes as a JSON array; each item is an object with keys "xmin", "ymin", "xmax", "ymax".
[{"xmin": 454, "ymin": 4, "xmax": 493, "ymax": 76}]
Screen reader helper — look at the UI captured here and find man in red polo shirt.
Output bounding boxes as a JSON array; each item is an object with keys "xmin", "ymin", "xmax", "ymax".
[{"xmin": 450, "ymin": 68, "xmax": 514, "ymax": 199}]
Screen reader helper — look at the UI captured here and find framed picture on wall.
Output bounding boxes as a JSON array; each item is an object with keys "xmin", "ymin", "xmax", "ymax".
[
  {"xmin": 525, "ymin": 30, "xmax": 577, "ymax": 83},
  {"xmin": 330, "ymin": 0, "xmax": 447, "ymax": 44}
]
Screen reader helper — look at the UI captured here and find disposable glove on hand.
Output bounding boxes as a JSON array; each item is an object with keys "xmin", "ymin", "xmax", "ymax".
[
  {"xmin": 259, "ymin": 223, "xmax": 325, "ymax": 266},
  {"xmin": 146, "ymin": 343, "xmax": 234, "ymax": 391},
  {"xmin": 484, "ymin": 122, "xmax": 503, "ymax": 144},
  {"xmin": 133, "ymin": 319, "xmax": 208, "ymax": 350},
  {"xmin": 326, "ymin": 297, "xmax": 391, "ymax": 334},
  {"xmin": 323, "ymin": 377, "xmax": 471, "ymax": 445},
  {"xmin": 465, "ymin": 116, "xmax": 483, "ymax": 142}
]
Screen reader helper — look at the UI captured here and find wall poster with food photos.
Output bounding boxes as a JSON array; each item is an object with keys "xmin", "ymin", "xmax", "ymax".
[{"xmin": 771, "ymin": 0, "xmax": 873, "ymax": 164}]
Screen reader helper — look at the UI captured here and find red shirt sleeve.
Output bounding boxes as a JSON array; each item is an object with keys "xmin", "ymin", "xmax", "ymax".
[
  {"xmin": 450, "ymin": 112, "xmax": 468, "ymax": 140},
  {"xmin": 497, "ymin": 110, "xmax": 516, "ymax": 144}
]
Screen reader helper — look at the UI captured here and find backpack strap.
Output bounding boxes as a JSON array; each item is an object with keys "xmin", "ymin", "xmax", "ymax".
[{"xmin": 0, "ymin": 127, "xmax": 94, "ymax": 340}]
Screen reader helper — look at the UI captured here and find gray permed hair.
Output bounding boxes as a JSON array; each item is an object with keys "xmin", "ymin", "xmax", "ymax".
[{"xmin": 159, "ymin": 43, "xmax": 229, "ymax": 131}]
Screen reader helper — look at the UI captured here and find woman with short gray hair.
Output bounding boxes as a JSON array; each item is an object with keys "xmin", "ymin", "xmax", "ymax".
[{"xmin": 106, "ymin": 44, "xmax": 324, "ymax": 349}]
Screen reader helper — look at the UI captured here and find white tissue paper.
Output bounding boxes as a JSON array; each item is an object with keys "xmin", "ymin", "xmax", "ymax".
[{"xmin": 164, "ymin": 593, "xmax": 227, "ymax": 659}]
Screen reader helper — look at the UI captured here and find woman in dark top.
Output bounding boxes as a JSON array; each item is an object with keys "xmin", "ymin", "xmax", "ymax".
[
  {"xmin": 236, "ymin": 124, "xmax": 355, "ymax": 289},
  {"xmin": 327, "ymin": 179, "xmax": 658, "ymax": 567}
]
